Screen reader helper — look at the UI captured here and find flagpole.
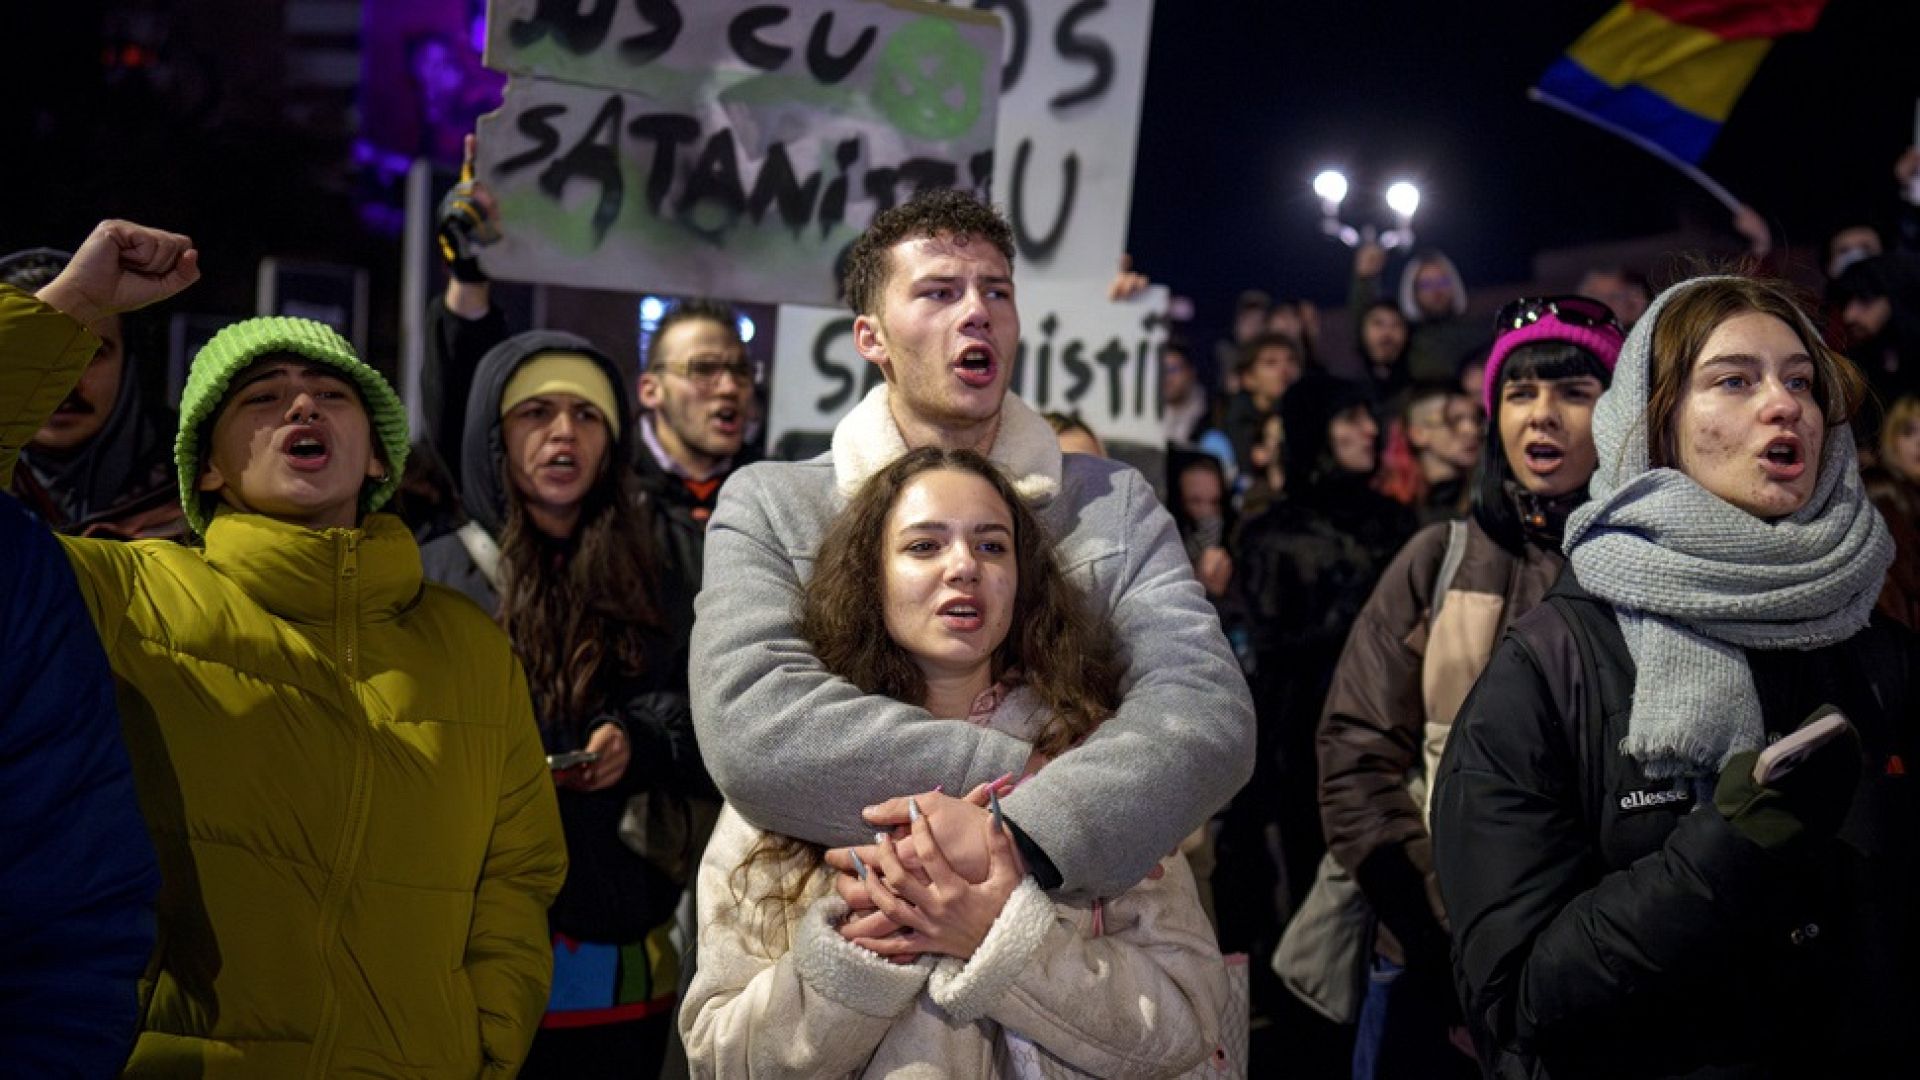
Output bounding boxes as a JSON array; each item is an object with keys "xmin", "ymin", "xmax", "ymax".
[{"xmin": 1528, "ymin": 88, "xmax": 1743, "ymax": 213}]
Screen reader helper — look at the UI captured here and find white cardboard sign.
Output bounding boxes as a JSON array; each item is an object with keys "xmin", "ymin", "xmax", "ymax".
[{"xmin": 767, "ymin": 282, "xmax": 1168, "ymax": 450}]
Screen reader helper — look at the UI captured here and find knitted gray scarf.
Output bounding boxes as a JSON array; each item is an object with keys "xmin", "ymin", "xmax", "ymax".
[{"xmin": 1563, "ymin": 277, "xmax": 1894, "ymax": 779}]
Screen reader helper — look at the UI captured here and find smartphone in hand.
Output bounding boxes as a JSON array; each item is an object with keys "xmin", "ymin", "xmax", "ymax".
[
  {"xmin": 1752, "ymin": 707, "xmax": 1851, "ymax": 786},
  {"xmin": 546, "ymin": 750, "xmax": 602, "ymax": 772}
]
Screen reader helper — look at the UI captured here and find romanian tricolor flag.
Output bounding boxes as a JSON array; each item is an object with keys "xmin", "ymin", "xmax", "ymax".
[{"xmin": 1534, "ymin": 1, "xmax": 1829, "ymax": 166}]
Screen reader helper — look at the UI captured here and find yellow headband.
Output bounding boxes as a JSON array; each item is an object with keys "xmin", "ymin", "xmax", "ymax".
[{"xmin": 499, "ymin": 352, "xmax": 621, "ymax": 438}]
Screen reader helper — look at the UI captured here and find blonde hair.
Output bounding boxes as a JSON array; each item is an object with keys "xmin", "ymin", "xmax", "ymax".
[{"xmin": 1882, "ymin": 395, "xmax": 1920, "ymax": 482}]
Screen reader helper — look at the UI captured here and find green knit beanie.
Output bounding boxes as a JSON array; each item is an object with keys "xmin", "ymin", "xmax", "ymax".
[{"xmin": 176, "ymin": 316, "xmax": 410, "ymax": 536}]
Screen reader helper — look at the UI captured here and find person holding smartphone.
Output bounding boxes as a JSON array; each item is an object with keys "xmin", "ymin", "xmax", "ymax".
[
  {"xmin": 420, "ymin": 328, "xmax": 707, "ymax": 1079},
  {"xmin": 1432, "ymin": 275, "xmax": 1920, "ymax": 1078}
]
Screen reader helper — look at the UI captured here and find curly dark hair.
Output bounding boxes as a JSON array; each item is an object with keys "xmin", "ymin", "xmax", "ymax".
[
  {"xmin": 801, "ymin": 447, "xmax": 1119, "ymax": 755},
  {"xmin": 841, "ymin": 188, "xmax": 1016, "ymax": 318},
  {"xmin": 733, "ymin": 447, "xmax": 1122, "ymax": 932}
]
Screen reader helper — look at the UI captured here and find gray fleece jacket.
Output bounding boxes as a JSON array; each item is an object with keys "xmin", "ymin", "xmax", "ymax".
[{"xmin": 690, "ymin": 386, "xmax": 1255, "ymax": 899}]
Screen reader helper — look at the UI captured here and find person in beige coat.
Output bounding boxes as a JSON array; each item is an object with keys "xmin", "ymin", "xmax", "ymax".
[{"xmin": 682, "ymin": 448, "xmax": 1227, "ymax": 1078}]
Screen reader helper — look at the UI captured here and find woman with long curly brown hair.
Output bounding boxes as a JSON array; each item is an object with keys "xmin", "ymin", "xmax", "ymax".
[
  {"xmin": 420, "ymin": 329, "xmax": 707, "ymax": 1080},
  {"xmin": 681, "ymin": 447, "xmax": 1229, "ymax": 1077}
]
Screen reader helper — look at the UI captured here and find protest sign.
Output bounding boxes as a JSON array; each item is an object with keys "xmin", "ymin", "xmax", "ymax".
[
  {"xmin": 767, "ymin": 282, "xmax": 1168, "ymax": 450},
  {"xmin": 476, "ymin": 0, "xmax": 1002, "ymax": 305},
  {"xmin": 941, "ymin": 0, "xmax": 1156, "ymax": 280}
]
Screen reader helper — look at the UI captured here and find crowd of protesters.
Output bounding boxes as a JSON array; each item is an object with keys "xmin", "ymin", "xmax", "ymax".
[{"xmin": 6, "ymin": 135, "xmax": 1920, "ymax": 1080}]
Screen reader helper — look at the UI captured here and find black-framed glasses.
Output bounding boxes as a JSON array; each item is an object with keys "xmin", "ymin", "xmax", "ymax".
[
  {"xmin": 1493, "ymin": 295, "xmax": 1623, "ymax": 338},
  {"xmin": 657, "ymin": 357, "xmax": 759, "ymax": 389}
]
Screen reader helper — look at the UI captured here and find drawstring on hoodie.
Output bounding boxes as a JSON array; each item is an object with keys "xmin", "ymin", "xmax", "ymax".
[{"xmin": 1507, "ymin": 481, "xmax": 1588, "ymax": 547}]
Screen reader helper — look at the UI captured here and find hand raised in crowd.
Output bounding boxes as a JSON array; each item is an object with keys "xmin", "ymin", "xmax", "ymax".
[
  {"xmin": 1196, "ymin": 545, "xmax": 1234, "ymax": 598},
  {"xmin": 845, "ymin": 795, "xmax": 1023, "ymax": 962},
  {"xmin": 558, "ymin": 722, "xmax": 631, "ymax": 793},
  {"xmin": 1730, "ymin": 203, "xmax": 1772, "ymax": 258},
  {"xmin": 1896, "ymin": 145, "xmax": 1920, "ymax": 205},
  {"xmin": 1107, "ymin": 252, "xmax": 1151, "ymax": 301},
  {"xmin": 1297, "ymin": 298, "xmax": 1321, "ymax": 343},
  {"xmin": 38, "ymin": 220, "xmax": 199, "ymax": 329},
  {"xmin": 439, "ymin": 133, "xmax": 502, "ymax": 315},
  {"xmin": 1353, "ymin": 240, "xmax": 1388, "ymax": 279}
]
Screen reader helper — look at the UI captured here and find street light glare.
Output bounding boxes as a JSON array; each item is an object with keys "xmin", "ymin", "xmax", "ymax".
[
  {"xmin": 1386, "ymin": 181, "xmax": 1421, "ymax": 218},
  {"xmin": 1313, "ymin": 169, "xmax": 1348, "ymax": 204}
]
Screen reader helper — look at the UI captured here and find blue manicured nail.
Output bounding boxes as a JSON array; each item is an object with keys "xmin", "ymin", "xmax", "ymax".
[
  {"xmin": 850, "ymin": 850, "xmax": 868, "ymax": 880},
  {"xmin": 908, "ymin": 797, "xmax": 923, "ymax": 823},
  {"xmin": 988, "ymin": 789, "xmax": 1006, "ymax": 831}
]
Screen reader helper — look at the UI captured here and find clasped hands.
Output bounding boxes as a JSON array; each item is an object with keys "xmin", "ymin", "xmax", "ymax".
[{"xmin": 822, "ymin": 779, "xmax": 1025, "ymax": 963}]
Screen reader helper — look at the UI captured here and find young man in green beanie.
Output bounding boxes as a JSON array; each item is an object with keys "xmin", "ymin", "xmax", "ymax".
[{"xmin": 1, "ymin": 220, "xmax": 567, "ymax": 1078}]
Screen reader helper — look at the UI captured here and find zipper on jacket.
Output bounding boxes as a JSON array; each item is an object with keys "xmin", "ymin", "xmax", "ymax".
[
  {"xmin": 307, "ymin": 530, "xmax": 373, "ymax": 1080},
  {"xmin": 338, "ymin": 533, "xmax": 359, "ymax": 674}
]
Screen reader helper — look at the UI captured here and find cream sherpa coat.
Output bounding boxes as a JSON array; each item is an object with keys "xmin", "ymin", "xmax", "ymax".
[{"xmin": 681, "ymin": 688, "xmax": 1228, "ymax": 1078}]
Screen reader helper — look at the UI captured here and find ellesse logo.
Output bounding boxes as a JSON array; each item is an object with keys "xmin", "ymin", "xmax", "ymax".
[{"xmin": 1618, "ymin": 787, "xmax": 1693, "ymax": 813}]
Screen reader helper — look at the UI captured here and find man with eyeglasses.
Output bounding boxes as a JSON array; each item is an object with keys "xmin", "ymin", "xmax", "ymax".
[
  {"xmin": 428, "ymin": 153, "xmax": 751, "ymax": 577},
  {"xmin": 635, "ymin": 299, "xmax": 755, "ymax": 587}
]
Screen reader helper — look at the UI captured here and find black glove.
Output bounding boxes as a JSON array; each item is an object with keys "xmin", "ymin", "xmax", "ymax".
[
  {"xmin": 436, "ymin": 180, "xmax": 497, "ymax": 284},
  {"xmin": 1715, "ymin": 706, "xmax": 1862, "ymax": 852}
]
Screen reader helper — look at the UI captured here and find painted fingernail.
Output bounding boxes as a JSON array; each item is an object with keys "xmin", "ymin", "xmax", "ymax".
[
  {"xmin": 932, "ymin": 784, "xmax": 945, "ymax": 794},
  {"xmin": 908, "ymin": 797, "xmax": 923, "ymax": 823},
  {"xmin": 989, "ymin": 789, "xmax": 1006, "ymax": 830},
  {"xmin": 850, "ymin": 850, "xmax": 869, "ymax": 880},
  {"xmin": 875, "ymin": 832, "xmax": 890, "ymax": 846}
]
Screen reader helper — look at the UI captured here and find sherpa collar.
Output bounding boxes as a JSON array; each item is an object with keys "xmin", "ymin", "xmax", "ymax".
[{"xmin": 829, "ymin": 385, "xmax": 1063, "ymax": 504}]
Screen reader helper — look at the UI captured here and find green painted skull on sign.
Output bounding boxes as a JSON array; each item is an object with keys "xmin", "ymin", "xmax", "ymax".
[{"xmin": 872, "ymin": 18, "xmax": 987, "ymax": 141}]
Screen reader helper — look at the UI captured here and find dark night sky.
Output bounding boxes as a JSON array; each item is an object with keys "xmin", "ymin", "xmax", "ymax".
[
  {"xmin": 1128, "ymin": 0, "xmax": 1920, "ymax": 342},
  {"xmin": 9, "ymin": 1, "xmax": 1920, "ymax": 360}
]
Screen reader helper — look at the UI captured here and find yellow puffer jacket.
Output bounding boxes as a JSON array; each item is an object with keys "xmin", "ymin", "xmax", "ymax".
[{"xmin": 1, "ymin": 289, "xmax": 567, "ymax": 1077}]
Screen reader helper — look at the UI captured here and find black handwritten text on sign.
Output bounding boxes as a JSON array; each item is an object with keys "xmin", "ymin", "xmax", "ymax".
[{"xmin": 479, "ymin": 0, "xmax": 1003, "ymax": 305}]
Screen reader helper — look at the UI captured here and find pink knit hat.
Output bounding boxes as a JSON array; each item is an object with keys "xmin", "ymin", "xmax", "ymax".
[{"xmin": 1482, "ymin": 307, "xmax": 1625, "ymax": 416}]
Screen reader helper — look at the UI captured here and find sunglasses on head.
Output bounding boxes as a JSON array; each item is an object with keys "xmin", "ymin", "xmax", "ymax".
[{"xmin": 1493, "ymin": 295, "xmax": 1622, "ymax": 338}]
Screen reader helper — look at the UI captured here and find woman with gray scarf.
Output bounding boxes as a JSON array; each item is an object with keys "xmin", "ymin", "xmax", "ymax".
[{"xmin": 1431, "ymin": 275, "xmax": 1919, "ymax": 1080}]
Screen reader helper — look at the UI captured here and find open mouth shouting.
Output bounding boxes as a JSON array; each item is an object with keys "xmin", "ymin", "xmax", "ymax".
[
  {"xmin": 52, "ymin": 392, "xmax": 97, "ymax": 417},
  {"xmin": 938, "ymin": 595, "xmax": 986, "ymax": 632},
  {"xmin": 282, "ymin": 426, "xmax": 332, "ymax": 471},
  {"xmin": 1760, "ymin": 436, "xmax": 1806, "ymax": 481},
  {"xmin": 953, "ymin": 345, "xmax": 998, "ymax": 389},
  {"xmin": 710, "ymin": 404, "xmax": 742, "ymax": 437},
  {"xmin": 539, "ymin": 451, "xmax": 581, "ymax": 481},
  {"xmin": 1521, "ymin": 438, "xmax": 1566, "ymax": 477}
]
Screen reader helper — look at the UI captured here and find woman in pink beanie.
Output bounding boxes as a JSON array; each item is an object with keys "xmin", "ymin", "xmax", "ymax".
[{"xmin": 1314, "ymin": 295, "xmax": 1621, "ymax": 1080}]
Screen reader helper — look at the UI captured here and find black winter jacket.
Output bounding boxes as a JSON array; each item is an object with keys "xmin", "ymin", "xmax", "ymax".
[
  {"xmin": 421, "ymin": 295, "xmax": 509, "ymax": 480},
  {"xmin": 1236, "ymin": 475, "xmax": 1416, "ymax": 908},
  {"xmin": 421, "ymin": 328, "xmax": 709, "ymax": 943},
  {"xmin": 1433, "ymin": 570, "xmax": 1920, "ymax": 1079}
]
